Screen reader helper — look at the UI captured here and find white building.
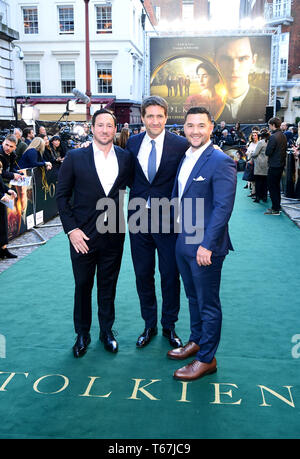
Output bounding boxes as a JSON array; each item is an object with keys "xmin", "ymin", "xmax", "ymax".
[
  {"xmin": 0, "ymin": 0, "xmax": 19, "ymax": 121},
  {"xmin": 9, "ymin": 0, "xmax": 153, "ymax": 124}
]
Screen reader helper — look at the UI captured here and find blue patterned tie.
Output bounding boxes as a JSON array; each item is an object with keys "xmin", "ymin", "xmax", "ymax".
[{"xmin": 147, "ymin": 140, "xmax": 156, "ymax": 183}]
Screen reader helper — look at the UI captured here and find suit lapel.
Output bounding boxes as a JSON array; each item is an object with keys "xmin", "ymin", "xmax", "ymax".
[
  {"xmin": 181, "ymin": 143, "xmax": 214, "ymax": 197},
  {"xmin": 86, "ymin": 143, "xmax": 106, "ymax": 197},
  {"xmin": 108, "ymin": 146, "xmax": 125, "ymax": 197}
]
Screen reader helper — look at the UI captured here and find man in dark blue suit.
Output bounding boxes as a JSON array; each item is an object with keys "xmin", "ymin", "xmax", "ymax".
[
  {"xmin": 167, "ymin": 106, "xmax": 236, "ymax": 381},
  {"xmin": 56, "ymin": 109, "xmax": 133, "ymax": 357},
  {"xmin": 126, "ymin": 96, "xmax": 189, "ymax": 349}
]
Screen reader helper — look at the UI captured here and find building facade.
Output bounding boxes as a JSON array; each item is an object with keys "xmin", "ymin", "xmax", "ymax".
[
  {"xmin": 9, "ymin": 0, "xmax": 154, "ymax": 125},
  {"xmin": 0, "ymin": 0, "xmax": 19, "ymax": 121}
]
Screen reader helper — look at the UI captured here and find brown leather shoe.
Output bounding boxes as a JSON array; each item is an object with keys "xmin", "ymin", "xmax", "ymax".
[
  {"xmin": 173, "ymin": 358, "xmax": 217, "ymax": 381},
  {"xmin": 167, "ymin": 341, "xmax": 200, "ymax": 360}
]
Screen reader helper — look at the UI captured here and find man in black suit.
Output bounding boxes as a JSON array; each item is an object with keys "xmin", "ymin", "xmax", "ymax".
[
  {"xmin": 126, "ymin": 96, "xmax": 189, "ymax": 349},
  {"xmin": 56, "ymin": 109, "xmax": 133, "ymax": 357},
  {"xmin": 215, "ymin": 37, "xmax": 267, "ymax": 124},
  {"xmin": 264, "ymin": 117, "xmax": 287, "ymax": 215}
]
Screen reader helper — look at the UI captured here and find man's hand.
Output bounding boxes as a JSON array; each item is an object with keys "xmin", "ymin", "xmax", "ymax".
[
  {"xmin": 69, "ymin": 229, "xmax": 90, "ymax": 254},
  {"xmin": 196, "ymin": 245, "xmax": 212, "ymax": 266}
]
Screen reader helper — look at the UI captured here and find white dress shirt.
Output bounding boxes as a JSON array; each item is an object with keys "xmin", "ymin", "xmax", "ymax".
[
  {"xmin": 68, "ymin": 142, "xmax": 119, "ymax": 234},
  {"xmin": 137, "ymin": 130, "xmax": 165, "ymax": 181},
  {"xmin": 92, "ymin": 141, "xmax": 119, "ymax": 196},
  {"xmin": 178, "ymin": 139, "xmax": 211, "ymax": 202}
]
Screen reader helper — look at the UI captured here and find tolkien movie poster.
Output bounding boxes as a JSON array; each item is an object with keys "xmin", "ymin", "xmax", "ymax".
[{"xmin": 150, "ymin": 35, "xmax": 271, "ymax": 125}]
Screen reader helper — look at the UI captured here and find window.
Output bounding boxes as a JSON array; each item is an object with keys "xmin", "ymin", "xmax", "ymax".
[
  {"xmin": 96, "ymin": 4, "xmax": 112, "ymax": 33},
  {"xmin": 182, "ymin": 0, "xmax": 194, "ymax": 21},
  {"xmin": 22, "ymin": 7, "xmax": 38, "ymax": 34},
  {"xmin": 25, "ymin": 63, "xmax": 41, "ymax": 94},
  {"xmin": 97, "ymin": 62, "xmax": 112, "ymax": 93},
  {"xmin": 280, "ymin": 58, "xmax": 287, "ymax": 80},
  {"xmin": 60, "ymin": 62, "xmax": 75, "ymax": 93},
  {"xmin": 58, "ymin": 6, "xmax": 74, "ymax": 34}
]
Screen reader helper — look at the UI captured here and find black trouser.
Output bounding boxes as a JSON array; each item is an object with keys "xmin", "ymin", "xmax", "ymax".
[
  {"xmin": 254, "ymin": 175, "xmax": 268, "ymax": 201},
  {"xmin": 71, "ymin": 234, "xmax": 124, "ymax": 336},
  {"xmin": 267, "ymin": 166, "xmax": 284, "ymax": 211}
]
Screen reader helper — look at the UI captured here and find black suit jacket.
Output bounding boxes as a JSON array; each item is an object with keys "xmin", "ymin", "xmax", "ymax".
[{"xmin": 56, "ymin": 143, "xmax": 133, "ymax": 249}]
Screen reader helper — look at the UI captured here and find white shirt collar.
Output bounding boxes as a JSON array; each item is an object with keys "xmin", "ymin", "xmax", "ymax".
[
  {"xmin": 92, "ymin": 140, "xmax": 115, "ymax": 156},
  {"xmin": 144, "ymin": 129, "xmax": 165, "ymax": 147},
  {"xmin": 185, "ymin": 139, "xmax": 212, "ymax": 160}
]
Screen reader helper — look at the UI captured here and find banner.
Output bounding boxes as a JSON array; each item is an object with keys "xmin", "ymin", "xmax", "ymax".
[
  {"xmin": 7, "ymin": 166, "xmax": 60, "ymax": 241},
  {"xmin": 7, "ymin": 169, "xmax": 34, "ymax": 240},
  {"xmin": 150, "ymin": 35, "xmax": 271, "ymax": 125}
]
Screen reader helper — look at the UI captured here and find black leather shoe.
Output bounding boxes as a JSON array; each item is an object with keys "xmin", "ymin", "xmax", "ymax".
[
  {"xmin": 0, "ymin": 248, "xmax": 17, "ymax": 259},
  {"xmin": 100, "ymin": 331, "xmax": 118, "ymax": 353},
  {"xmin": 73, "ymin": 333, "xmax": 91, "ymax": 358},
  {"xmin": 136, "ymin": 327, "xmax": 157, "ymax": 348},
  {"xmin": 162, "ymin": 328, "xmax": 183, "ymax": 348}
]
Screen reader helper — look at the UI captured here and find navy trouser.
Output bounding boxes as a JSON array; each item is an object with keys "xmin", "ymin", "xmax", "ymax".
[
  {"xmin": 130, "ymin": 226, "xmax": 180, "ymax": 331},
  {"xmin": 176, "ymin": 251, "xmax": 225, "ymax": 363}
]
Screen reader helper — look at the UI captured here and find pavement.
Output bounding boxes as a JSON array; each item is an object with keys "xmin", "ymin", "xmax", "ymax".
[{"xmin": 0, "ymin": 215, "xmax": 63, "ymax": 274}]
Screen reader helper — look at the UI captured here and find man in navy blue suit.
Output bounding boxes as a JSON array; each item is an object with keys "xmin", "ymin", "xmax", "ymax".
[
  {"xmin": 56, "ymin": 109, "xmax": 133, "ymax": 357},
  {"xmin": 126, "ymin": 96, "xmax": 189, "ymax": 349},
  {"xmin": 167, "ymin": 106, "xmax": 236, "ymax": 381}
]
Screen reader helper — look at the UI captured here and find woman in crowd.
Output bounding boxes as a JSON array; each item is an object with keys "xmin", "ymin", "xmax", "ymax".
[
  {"xmin": 245, "ymin": 131, "xmax": 259, "ymax": 196},
  {"xmin": 40, "ymin": 134, "xmax": 63, "ymax": 165},
  {"xmin": 18, "ymin": 137, "xmax": 52, "ymax": 170},
  {"xmin": 118, "ymin": 127, "xmax": 130, "ymax": 149},
  {"xmin": 49, "ymin": 135, "xmax": 64, "ymax": 162},
  {"xmin": 0, "ymin": 161, "xmax": 18, "ymax": 259},
  {"xmin": 250, "ymin": 129, "xmax": 270, "ymax": 203}
]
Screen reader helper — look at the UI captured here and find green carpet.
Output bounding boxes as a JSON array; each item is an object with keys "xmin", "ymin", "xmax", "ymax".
[{"xmin": 1, "ymin": 173, "xmax": 300, "ymax": 439}]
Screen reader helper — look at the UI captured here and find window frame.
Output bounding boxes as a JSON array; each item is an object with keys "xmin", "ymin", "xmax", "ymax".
[
  {"xmin": 57, "ymin": 5, "xmax": 75, "ymax": 35},
  {"xmin": 22, "ymin": 6, "xmax": 39, "ymax": 35},
  {"xmin": 95, "ymin": 3, "xmax": 112, "ymax": 34},
  {"xmin": 96, "ymin": 61, "xmax": 113, "ymax": 94},
  {"xmin": 25, "ymin": 62, "xmax": 41, "ymax": 94}
]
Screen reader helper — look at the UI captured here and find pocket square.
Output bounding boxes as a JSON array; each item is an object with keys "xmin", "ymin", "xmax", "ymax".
[{"xmin": 193, "ymin": 175, "xmax": 206, "ymax": 181}]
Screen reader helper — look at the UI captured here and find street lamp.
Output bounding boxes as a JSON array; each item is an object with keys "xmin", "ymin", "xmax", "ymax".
[{"xmin": 84, "ymin": 0, "xmax": 92, "ymax": 121}]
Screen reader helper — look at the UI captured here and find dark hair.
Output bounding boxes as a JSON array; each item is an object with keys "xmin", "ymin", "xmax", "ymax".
[
  {"xmin": 196, "ymin": 62, "xmax": 219, "ymax": 85},
  {"xmin": 23, "ymin": 127, "xmax": 34, "ymax": 138},
  {"xmin": 5, "ymin": 134, "xmax": 17, "ymax": 144},
  {"xmin": 184, "ymin": 106, "xmax": 212, "ymax": 123},
  {"xmin": 141, "ymin": 96, "xmax": 168, "ymax": 117},
  {"xmin": 268, "ymin": 117, "xmax": 281, "ymax": 129},
  {"xmin": 259, "ymin": 129, "xmax": 270, "ymax": 142},
  {"xmin": 92, "ymin": 109, "xmax": 117, "ymax": 127}
]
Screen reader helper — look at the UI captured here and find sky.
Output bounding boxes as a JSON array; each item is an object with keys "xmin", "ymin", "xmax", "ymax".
[{"xmin": 209, "ymin": 0, "xmax": 241, "ymax": 28}]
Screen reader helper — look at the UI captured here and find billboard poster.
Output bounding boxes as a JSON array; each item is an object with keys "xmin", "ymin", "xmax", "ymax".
[{"xmin": 150, "ymin": 35, "xmax": 271, "ymax": 125}]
